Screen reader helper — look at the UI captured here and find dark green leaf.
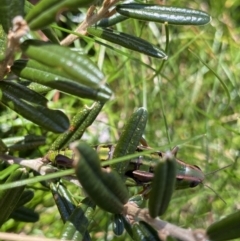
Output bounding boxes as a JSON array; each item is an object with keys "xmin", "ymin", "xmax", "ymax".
[
  {"xmin": 207, "ymin": 210, "xmax": 240, "ymax": 241},
  {"xmin": 0, "ymin": 0, "xmax": 24, "ymax": 33},
  {"xmin": 25, "ymin": 0, "xmax": 97, "ymax": 30},
  {"xmin": 112, "ymin": 107, "xmax": 148, "ymax": 175},
  {"xmin": 0, "ymin": 81, "xmax": 69, "ymax": 133},
  {"xmin": 20, "ymin": 40, "xmax": 107, "ymax": 89},
  {"xmin": 73, "ymin": 142, "xmax": 126, "ymax": 214},
  {"xmin": 87, "ymin": 27, "xmax": 167, "ymax": 59},
  {"xmin": 116, "ymin": 4, "xmax": 211, "ymax": 26},
  {"xmin": 12, "ymin": 59, "xmax": 111, "ymax": 102}
]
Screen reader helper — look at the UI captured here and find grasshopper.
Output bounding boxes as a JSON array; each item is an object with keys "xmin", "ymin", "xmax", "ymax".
[
  {"xmin": 124, "ymin": 145, "xmax": 204, "ymax": 190},
  {"xmin": 44, "ymin": 144, "xmax": 204, "ymax": 190}
]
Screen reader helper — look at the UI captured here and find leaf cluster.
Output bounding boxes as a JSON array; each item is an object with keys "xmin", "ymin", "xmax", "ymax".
[{"xmin": 0, "ymin": 0, "xmax": 239, "ymax": 241}]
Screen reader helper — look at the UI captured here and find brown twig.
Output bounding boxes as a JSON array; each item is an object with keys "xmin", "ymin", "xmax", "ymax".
[
  {"xmin": 0, "ymin": 154, "xmax": 56, "ymax": 175},
  {"xmin": 60, "ymin": 0, "xmax": 121, "ymax": 46},
  {"xmin": 0, "ymin": 154, "xmax": 82, "ymax": 188},
  {"xmin": 123, "ymin": 202, "xmax": 207, "ymax": 241},
  {"xmin": 0, "ymin": 232, "xmax": 67, "ymax": 241},
  {"xmin": 0, "ymin": 16, "xmax": 29, "ymax": 80}
]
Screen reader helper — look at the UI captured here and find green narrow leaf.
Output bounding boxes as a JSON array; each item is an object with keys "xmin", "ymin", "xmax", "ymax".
[
  {"xmin": 0, "ymin": 162, "xmax": 7, "ymax": 174},
  {"xmin": 97, "ymin": 12, "xmax": 129, "ymax": 27},
  {"xmin": 60, "ymin": 197, "xmax": 95, "ymax": 240},
  {"xmin": 41, "ymin": 28, "xmax": 60, "ymax": 44},
  {"xmin": 73, "ymin": 142, "xmax": 126, "ymax": 214},
  {"xmin": 64, "ymin": 102, "xmax": 105, "ymax": 146},
  {"xmin": 0, "ymin": 138, "xmax": 8, "ymax": 153},
  {"xmin": 116, "ymin": 4, "xmax": 211, "ymax": 26},
  {"xmin": 50, "ymin": 102, "xmax": 104, "ymax": 151},
  {"xmin": 87, "ymin": 27, "xmax": 167, "ymax": 59},
  {"xmin": 129, "ymin": 194, "xmax": 144, "ymax": 207},
  {"xmin": 4, "ymin": 134, "xmax": 45, "ymax": 151},
  {"xmin": 18, "ymin": 80, "xmax": 53, "ymax": 95},
  {"xmin": 12, "ymin": 59, "xmax": 112, "ymax": 102},
  {"xmin": 0, "ymin": 168, "xmax": 28, "ymax": 227},
  {"xmin": 112, "ymin": 107, "xmax": 148, "ymax": 175},
  {"xmin": 157, "ymin": 152, "xmax": 176, "ymax": 216},
  {"xmin": 0, "ymin": 81, "xmax": 69, "ymax": 133},
  {"xmin": 122, "ymin": 215, "xmax": 133, "ymax": 238},
  {"xmin": 112, "ymin": 214, "xmax": 125, "ymax": 236},
  {"xmin": 20, "ymin": 40, "xmax": 106, "ymax": 89},
  {"xmin": 3, "ymin": 135, "xmax": 44, "ymax": 147},
  {"xmin": 14, "ymin": 190, "xmax": 34, "ymax": 209},
  {"xmin": 139, "ymin": 221, "xmax": 162, "ymax": 241},
  {"xmin": 0, "ymin": 26, "xmax": 7, "ymax": 60},
  {"xmin": 207, "ymin": 210, "xmax": 240, "ymax": 241},
  {"xmin": 24, "ymin": 1, "xmax": 60, "ymax": 43},
  {"xmin": 101, "ymin": 168, "xmax": 129, "ymax": 205},
  {"xmin": 9, "ymin": 206, "xmax": 39, "ymax": 223},
  {"xmin": 25, "ymin": 0, "xmax": 97, "ymax": 30},
  {"xmin": 132, "ymin": 221, "xmax": 162, "ymax": 241},
  {"xmin": 0, "ymin": 80, "xmax": 48, "ymax": 105},
  {"xmin": 57, "ymin": 182, "xmax": 76, "ymax": 215},
  {"xmin": 50, "ymin": 182, "xmax": 74, "ymax": 222},
  {"xmin": 148, "ymin": 157, "xmax": 167, "ymax": 218},
  {"xmin": 0, "ymin": 0, "xmax": 24, "ymax": 33},
  {"xmin": 0, "ymin": 164, "xmax": 20, "ymax": 181}
]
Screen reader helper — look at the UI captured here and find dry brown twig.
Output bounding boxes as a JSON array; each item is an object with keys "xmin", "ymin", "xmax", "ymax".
[
  {"xmin": 0, "ymin": 232, "xmax": 68, "ymax": 241},
  {"xmin": 0, "ymin": 154, "xmax": 55, "ymax": 175},
  {"xmin": 124, "ymin": 202, "xmax": 207, "ymax": 241},
  {"xmin": 0, "ymin": 154, "xmax": 82, "ymax": 189},
  {"xmin": 61, "ymin": 0, "xmax": 121, "ymax": 46},
  {"xmin": 0, "ymin": 16, "xmax": 29, "ymax": 80}
]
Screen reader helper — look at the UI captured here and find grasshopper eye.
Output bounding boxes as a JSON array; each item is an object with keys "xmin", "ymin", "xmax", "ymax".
[{"xmin": 189, "ymin": 180, "xmax": 201, "ymax": 188}]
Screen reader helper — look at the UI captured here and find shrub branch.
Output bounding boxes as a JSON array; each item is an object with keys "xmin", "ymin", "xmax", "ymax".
[
  {"xmin": 61, "ymin": 0, "xmax": 120, "ymax": 46},
  {"xmin": 123, "ymin": 202, "xmax": 207, "ymax": 241}
]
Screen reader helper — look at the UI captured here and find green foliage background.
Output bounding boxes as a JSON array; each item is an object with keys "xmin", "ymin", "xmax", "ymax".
[{"xmin": 0, "ymin": 0, "xmax": 240, "ymax": 240}]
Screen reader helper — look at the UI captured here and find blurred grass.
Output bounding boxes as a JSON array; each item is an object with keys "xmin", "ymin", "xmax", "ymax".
[
  {"xmin": 85, "ymin": 0, "xmax": 240, "ymax": 235},
  {"xmin": 1, "ymin": 0, "xmax": 240, "ymax": 239}
]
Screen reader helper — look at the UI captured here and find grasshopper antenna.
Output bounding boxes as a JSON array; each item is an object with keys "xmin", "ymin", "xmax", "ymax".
[
  {"xmin": 204, "ymin": 164, "xmax": 232, "ymax": 176},
  {"xmin": 203, "ymin": 163, "xmax": 232, "ymax": 204},
  {"xmin": 202, "ymin": 183, "xmax": 226, "ymax": 204}
]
